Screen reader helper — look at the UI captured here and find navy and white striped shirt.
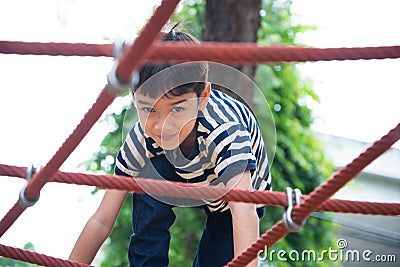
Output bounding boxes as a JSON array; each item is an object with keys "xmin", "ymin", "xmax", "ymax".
[{"xmin": 115, "ymin": 88, "xmax": 271, "ymax": 212}]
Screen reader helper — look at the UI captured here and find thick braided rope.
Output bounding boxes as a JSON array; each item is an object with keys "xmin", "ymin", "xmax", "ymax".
[
  {"xmin": 148, "ymin": 42, "xmax": 400, "ymax": 63},
  {"xmin": 1, "ymin": 40, "xmax": 399, "ymax": 63},
  {"xmin": 115, "ymin": 0, "xmax": 180, "ymax": 82},
  {"xmin": 292, "ymin": 123, "xmax": 400, "ymax": 221},
  {"xmin": 1, "ymin": 164, "xmax": 399, "ymax": 216},
  {"xmin": 0, "ymin": 41, "xmax": 113, "ymax": 57},
  {"xmin": 0, "ymin": 243, "xmax": 92, "ymax": 267},
  {"xmin": 0, "ymin": 89, "xmax": 115, "ymax": 237},
  {"xmin": 0, "ymin": 0, "xmax": 180, "ymax": 238},
  {"xmin": 225, "ymin": 123, "xmax": 400, "ymax": 267}
]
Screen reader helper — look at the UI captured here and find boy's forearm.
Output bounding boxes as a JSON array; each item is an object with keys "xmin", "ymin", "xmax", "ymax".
[
  {"xmin": 69, "ymin": 189, "xmax": 127, "ymax": 264},
  {"xmin": 231, "ymin": 203, "xmax": 259, "ymax": 267},
  {"xmin": 69, "ymin": 216, "xmax": 111, "ymax": 264},
  {"xmin": 226, "ymin": 170, "xmax": 259, "ymax": 267}
]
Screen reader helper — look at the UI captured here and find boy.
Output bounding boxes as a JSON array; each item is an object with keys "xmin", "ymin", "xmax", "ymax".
[{"xmin": 69, "ymin": 28, "xmax": 271, "ymax": 267}]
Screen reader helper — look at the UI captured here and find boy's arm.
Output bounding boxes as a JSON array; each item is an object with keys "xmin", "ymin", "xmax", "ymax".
[
  {"xmin": 227, "ymin": 170, "xmax": 259, "ymax": 267},
  {"xmin": 69, "ymin": 189, "xmax": 128, "ymax": 264}
]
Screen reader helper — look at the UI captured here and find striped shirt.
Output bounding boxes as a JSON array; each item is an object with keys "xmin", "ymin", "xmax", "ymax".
[{"xmin": 115, "ymin": 88, "xmax": 271, "ymax": 212}]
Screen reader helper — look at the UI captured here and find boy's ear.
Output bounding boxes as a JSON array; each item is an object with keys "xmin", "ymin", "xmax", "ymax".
[{"xmin": 198, "ymin": 82, "xmax": 211, "ymax": 110}]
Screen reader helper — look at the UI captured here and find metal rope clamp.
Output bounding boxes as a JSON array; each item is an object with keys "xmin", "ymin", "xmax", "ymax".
[
  {"xmin": 282, "ymin": 187, "xmax": 306, "ymax": 232},
  {"xmin": 18, "ymin": 163, "xmax": 41, "ymax": 208},
  {"xmin": 106, "ymin": 38, "xmax": 139, "ymax": 96}
]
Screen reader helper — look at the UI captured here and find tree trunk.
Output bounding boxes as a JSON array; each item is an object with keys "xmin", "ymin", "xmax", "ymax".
[{"xmin": 203, "ymin": 0, "xmax": 261, "ymax": 108}]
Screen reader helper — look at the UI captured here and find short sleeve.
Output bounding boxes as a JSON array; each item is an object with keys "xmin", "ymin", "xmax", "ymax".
[
  {"xmin": 114, "ymin": 122, "xmax": 148, "ymax": 177},
  {"xmin": 208, "ymin": 122, "xmax": 257, "ymax": 185}
]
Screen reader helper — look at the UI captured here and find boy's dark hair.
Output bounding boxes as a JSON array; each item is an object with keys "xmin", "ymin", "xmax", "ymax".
[{"xmin": 133, "ymin": 24, "xmax": 208, "ymax": 99}]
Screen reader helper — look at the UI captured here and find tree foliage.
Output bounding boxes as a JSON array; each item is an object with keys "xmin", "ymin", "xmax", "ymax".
[{"xmin": 82, "ymin": 0, "xmax": 339, "ymax": 266}]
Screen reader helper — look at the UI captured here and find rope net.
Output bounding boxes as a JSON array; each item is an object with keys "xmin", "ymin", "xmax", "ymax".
[{"xmin": 0, "ymin": 0, "xmax": 399, "ymax": 266}]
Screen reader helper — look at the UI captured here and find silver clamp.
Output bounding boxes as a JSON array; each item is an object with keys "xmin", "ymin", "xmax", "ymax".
[
  {"xmin": 282, "ymin": 187, "xmax": 305, "ymax": 232},
  {"xmin": 106, "ymin": 39, "xmax": 139, "ymax": 96},
  {"xmin": 112, "ymin": 38, "xmax": 128, "ymax": 59},
  {"xmin": 18, "ymin": 163, "xmax": 41, "ymax": 208}
]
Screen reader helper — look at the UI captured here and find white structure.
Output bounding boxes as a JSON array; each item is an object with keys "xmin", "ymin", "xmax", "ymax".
[{"xmin": 316, "ymin": 133, "xmax": 400, "ymax": 266}]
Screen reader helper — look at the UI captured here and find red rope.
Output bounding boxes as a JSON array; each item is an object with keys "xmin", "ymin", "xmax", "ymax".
[
  {"xmin": 0, "ymin": 41, "xmax": 113, "ymax": 57},
  {"xmin": 0, "ymin": 0, "xmax": 180, "ymax": 239},
  {"xmin": 292, "ymin": 123, "xmax": 400, "ymax": 222},
  {"xmin": 0, "ymin": 89, "xmax": 115, "ymax": 237},
  {"xmin": 115, "ymin": 0, "xmax": 180, "ymax": 83},
  {"xmin": 1, "ymin": 40, "xmax": 399, "ymax": 63},
  {"xmin": 225, "ymin": 123, "xmax": 400, "ymax": 267},
  {"xmin": 1, "ymin": 163, "xmax": 399, "ymax": 216},
  {"xmin": 24, "ymin": 89, "xmax": 115, "ymax": 200},
  {"xmin": 0, "ymin": 243, "xmax": 92, "ymax": 267},
  {"xmin": 148, "ymin": 42, "xmax": 400, "ymax": 63}
]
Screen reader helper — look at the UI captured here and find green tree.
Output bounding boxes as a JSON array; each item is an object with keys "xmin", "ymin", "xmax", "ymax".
[{"xmin": 84, "ymin": 0, "xmax": 339, "ymax": 266}]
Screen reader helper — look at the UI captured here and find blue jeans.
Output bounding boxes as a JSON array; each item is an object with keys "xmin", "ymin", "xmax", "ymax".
[{"xmin": 128, "ymin": 155, "xmax": 265, "ymax": 267}]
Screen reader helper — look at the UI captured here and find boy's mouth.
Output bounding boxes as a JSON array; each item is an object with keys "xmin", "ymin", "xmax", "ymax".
[{"xmin": 159, "ymin": 134, "xmax": 177, "ymax": 142}]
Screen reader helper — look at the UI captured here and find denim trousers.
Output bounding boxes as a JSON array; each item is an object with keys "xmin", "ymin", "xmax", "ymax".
[{"xmin": 128, "ymin": 154, "xmax": 265, "ymax": 267}]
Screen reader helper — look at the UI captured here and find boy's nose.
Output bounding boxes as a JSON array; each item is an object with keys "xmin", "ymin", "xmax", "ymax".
[{"xmin": 153, "ymin": 113, "xmax": 172, "ymax": 131}]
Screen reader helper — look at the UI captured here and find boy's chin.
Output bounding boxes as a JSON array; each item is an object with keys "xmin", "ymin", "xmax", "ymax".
[{"xmin": 158, "ymin": 142, "xmax": 180, "ymax": 151}]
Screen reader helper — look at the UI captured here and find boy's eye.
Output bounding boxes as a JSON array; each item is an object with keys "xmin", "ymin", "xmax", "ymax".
[
  {"xmin": 142, "ymin": 107, "xmax": 155, "ymax": 113},
  {"xmin": 172, "ymin": 106, "xmax": 184, "ymax": 113}
]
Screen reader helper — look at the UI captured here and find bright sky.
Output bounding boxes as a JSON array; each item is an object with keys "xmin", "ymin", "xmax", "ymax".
[
  {"xmin": 291, "ymin": 0, "xmax": 400, "ymax": 147},
  {"xmin": 0, "ymin": 0, "xmax": 399, "ymax": 263}
]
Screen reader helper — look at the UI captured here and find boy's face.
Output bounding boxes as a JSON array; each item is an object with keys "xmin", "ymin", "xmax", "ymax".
[{"xmin": 133, "ymin": 84, "xmax": 210, "ymax": 151}]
